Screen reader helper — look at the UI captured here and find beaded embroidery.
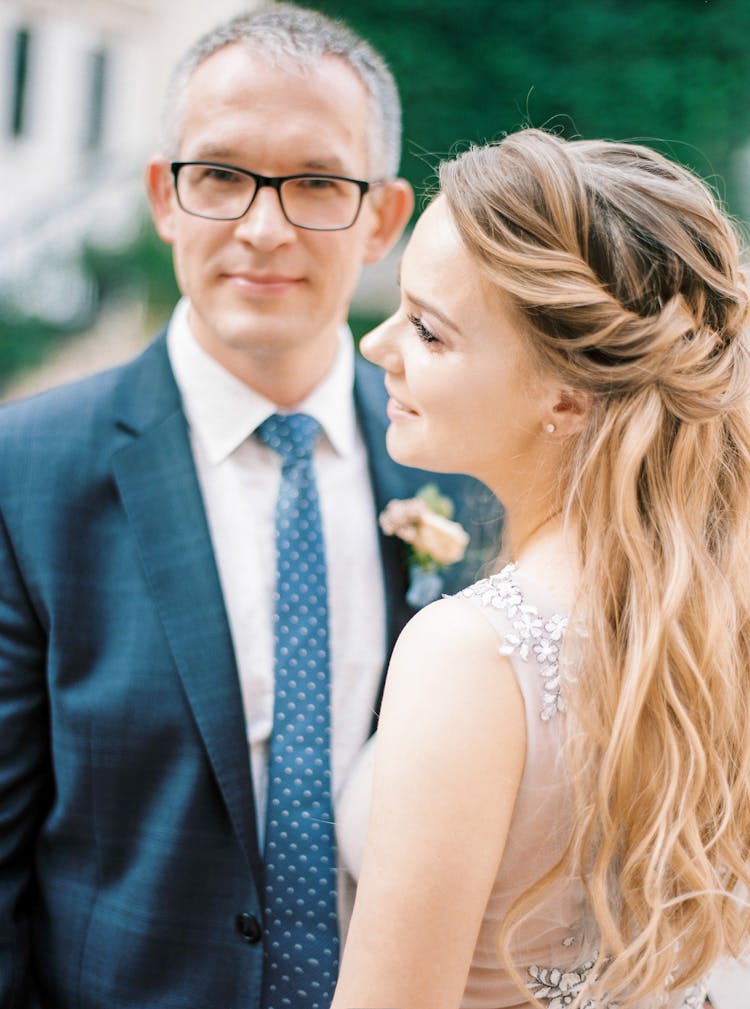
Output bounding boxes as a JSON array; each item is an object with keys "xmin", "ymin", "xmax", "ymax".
[
  {"xmin": 461, "ymin": 563, "xmax": 568, "ymax": 720},
  {"xmin": 527, "ymin": 949, "xmax": 617, "ymax": 1009},
  {"xmin": 527, "ymin": 950, "xmax": 705, "ymax": 1009},
  {"xmin": 677, "ymin": 981, "xmax": 707, "ymax": 1008}
]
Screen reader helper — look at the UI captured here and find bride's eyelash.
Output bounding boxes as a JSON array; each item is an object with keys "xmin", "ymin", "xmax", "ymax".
[{"xmin": 407, "ymin": 313, "xmax": 439, "ymax": 345}]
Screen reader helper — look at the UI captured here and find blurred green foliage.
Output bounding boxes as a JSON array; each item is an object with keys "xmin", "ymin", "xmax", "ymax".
[
  {"xmin": 0, "ymin": 315, "xmax": 74, "ymax": 389},
  {"xmin": 81, "ymin": 219, "xmax": 179, "ymax": 321},
  {"xmin": 0, "ymin": 216, "xmax": 177, "ymax": 393},
  {"xmin": 307, "ymin": 0, "xmax": 750, "ymax": 214},
  {"xmin": 348, "ymin": 310, "xmax": 388, "ymax": 342}
]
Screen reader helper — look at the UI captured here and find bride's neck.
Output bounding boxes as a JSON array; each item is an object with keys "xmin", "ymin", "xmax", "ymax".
[
  {"xmin": 505, "ymin": 509, "xmax": 563, "ymax": 563},
  {"xmin": 502, "ymin": 510, "xmax": 581, "ymax": 608}
]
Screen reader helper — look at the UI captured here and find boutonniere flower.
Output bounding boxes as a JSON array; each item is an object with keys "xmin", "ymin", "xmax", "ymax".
[{"xmin": 379, "ymin": 483, "xmax": 470, "ymax": 608}]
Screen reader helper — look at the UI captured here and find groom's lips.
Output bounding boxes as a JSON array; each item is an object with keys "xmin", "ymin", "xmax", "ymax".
[{"xmin": 222, "ymin": 271, "xmax": 302, "ymax": 296}]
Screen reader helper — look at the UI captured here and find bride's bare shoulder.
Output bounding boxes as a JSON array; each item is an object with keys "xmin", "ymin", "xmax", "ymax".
[
  {"xmin": 397, "ymin": 592, "xmax": 503, "ymax": 651},
  {"xmin": 384, "ymin": 593, "xmax": 518, "ymax": 704}
]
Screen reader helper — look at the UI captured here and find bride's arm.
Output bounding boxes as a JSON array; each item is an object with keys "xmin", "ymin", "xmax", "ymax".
[{"xmin": 330, "ymin": 595, "xmax": 526, "ymax": 1009}]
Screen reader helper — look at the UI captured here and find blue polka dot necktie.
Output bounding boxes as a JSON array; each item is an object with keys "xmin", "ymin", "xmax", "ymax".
[{"xmin": 255, "ymin": 413, "xmax": 339, "ymax": 1009}]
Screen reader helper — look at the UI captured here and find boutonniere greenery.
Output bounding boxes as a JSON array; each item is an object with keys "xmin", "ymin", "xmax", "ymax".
[{"xmin": 379, "ymin": 483, "xmax": 470, "ymax": 608}]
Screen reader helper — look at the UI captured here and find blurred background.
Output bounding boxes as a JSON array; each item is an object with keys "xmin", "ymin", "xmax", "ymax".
[{"xmin": 2, "ymin": 0, "xmax": 750, "ymax": 402}]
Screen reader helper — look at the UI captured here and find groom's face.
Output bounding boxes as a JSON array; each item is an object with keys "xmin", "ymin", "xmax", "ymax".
[{"xmin": 147, "ymin": 44, "xmax": 382, "ymax": 390}]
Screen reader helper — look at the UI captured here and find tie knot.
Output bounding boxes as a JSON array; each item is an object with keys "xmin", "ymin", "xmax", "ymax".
[{"xmin": 255, "ymin": 412, "xmax": 321, "ymax": 463}]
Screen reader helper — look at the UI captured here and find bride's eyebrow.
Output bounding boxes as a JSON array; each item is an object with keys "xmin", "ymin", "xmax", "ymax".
[
  {"xmin": 396, "ymin": 260, "xmax": 461, "ymax": 334},
  {"xmin": 406, "ymin": 294, "xmax": 462, "ymax": 335}
]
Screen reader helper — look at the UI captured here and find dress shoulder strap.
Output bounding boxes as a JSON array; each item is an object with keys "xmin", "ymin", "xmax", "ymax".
[{"xmin": 457, "ymin": 563, "xmax": 570, "ymax": 723}]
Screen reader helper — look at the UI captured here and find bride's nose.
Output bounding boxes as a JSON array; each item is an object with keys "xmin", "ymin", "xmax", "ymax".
[{"xmin": 360, "ymin": 316, "xmax": 402, "ymax": 372}]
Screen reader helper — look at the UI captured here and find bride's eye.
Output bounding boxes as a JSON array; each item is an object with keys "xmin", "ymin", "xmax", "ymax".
[{"xmin": 408, "ymin": 314, "xmax": 440, "ymax": 346}]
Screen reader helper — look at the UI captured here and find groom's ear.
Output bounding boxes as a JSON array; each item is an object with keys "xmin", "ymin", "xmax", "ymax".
[
  {"xmin": 146, "ymin": 156, "xmax": 178, "ymax": 246},
  {"xmin": 363, "ymin": 179, "xmax": 414, "ymax": 264}
]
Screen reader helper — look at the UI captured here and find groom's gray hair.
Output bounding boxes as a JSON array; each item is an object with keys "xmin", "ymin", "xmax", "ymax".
[{"xmin": 161, "ymin": 2, "xmax": 402, "ymax": 178}]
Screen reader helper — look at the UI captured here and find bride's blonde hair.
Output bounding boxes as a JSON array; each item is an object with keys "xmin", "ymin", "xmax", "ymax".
[{"xmin": 440, "ymin": 129, "xmax": 750, "ymax": 1005}]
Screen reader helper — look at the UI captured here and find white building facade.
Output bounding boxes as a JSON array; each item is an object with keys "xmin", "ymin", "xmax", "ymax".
[{"xmin": 0, "ymin": 0, "xmax": 258, "ymax": 322}]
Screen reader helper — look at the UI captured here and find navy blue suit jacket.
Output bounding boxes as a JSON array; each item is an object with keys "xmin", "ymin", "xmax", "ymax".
[{"xmin": 0, "ymin": 333, "xmax": 500, "ymax": 1008}]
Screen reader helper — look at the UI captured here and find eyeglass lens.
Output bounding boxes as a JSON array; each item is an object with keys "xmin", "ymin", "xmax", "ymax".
[{"xmin": 176, "ymin": 165, "xmax": 364, "ymax": 229}]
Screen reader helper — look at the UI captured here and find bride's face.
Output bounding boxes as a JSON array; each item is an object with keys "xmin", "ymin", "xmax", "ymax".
[{"xmin": 361, "ymin": 196, "xmax": 553, "ymax": 491}]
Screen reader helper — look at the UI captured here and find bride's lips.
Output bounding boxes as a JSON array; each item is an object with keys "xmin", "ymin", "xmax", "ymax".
[
  {"xmin": 223, "ymin": 272, "xmax": 302, "ymax": 295},
  {"xmin": 386, "ymin": 390, "xmax": 419, "ymax": 420}
]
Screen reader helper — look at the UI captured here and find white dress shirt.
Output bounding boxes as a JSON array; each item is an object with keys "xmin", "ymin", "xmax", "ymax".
[{"xmin": 166, "ymin": 300, "xmax": 387, "ymax": 854}]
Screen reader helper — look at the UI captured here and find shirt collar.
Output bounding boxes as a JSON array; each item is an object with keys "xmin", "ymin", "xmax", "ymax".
[{"xmin": 167, "ymin": 298, "xmax": 357, "ymax": 465}]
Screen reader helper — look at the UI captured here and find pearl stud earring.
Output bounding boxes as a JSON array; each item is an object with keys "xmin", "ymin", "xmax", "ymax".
[{"xmin": 545, "ymin": 423, "xmax": 556, "ymax": 434}]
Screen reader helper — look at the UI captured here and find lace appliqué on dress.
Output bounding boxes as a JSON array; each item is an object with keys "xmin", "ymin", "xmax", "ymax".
[
  {"xmin": 527, "ymin": 950, "xmax": 616, "ymax": 1009},
  {"xmin": 676, "ymin": 981, "xmax": 707, "ymax": 1009},
  {"xmin": 527, "ymin": 950, "xmax": 706, "ymax": 1009},
  {"xmin": 461, "ymin": 562, "xmax": 568, "ymax": 721}
]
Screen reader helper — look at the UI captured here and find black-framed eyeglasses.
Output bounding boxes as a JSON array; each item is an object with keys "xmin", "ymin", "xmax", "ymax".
[{"xmin": 170, "ymin": 161, "xmax": 377, "ymax": 231}]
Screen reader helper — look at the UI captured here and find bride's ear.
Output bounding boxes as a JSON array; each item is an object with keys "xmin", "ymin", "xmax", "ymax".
[{"xmin": 546, "ymin": 386, "xmax": 591, "ymax": 436}]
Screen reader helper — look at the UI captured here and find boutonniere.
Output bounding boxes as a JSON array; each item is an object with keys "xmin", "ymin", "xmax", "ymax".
[{"xmin": 379, "ymin": 483, "xmax": 470, "ymax": 608}]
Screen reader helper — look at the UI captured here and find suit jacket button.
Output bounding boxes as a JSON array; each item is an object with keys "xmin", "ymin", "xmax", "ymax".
[{"xmin": 235, "ymin": 912, "xmax": 263, "ymax": 944}]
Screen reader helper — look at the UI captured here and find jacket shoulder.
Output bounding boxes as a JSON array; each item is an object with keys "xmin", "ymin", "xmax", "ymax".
[
  {"xmin": 0, "ymin": 333, "xmax": 176, "ymax": 486},
  {"xmin": 1, "ymin": 334, "xmax": 167, "ymax": 428}
]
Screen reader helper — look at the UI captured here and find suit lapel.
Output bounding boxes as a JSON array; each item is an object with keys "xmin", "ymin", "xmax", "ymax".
[{"xmin": 110, "ymin": 336, "xmax": 262, "ymax": 890}]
